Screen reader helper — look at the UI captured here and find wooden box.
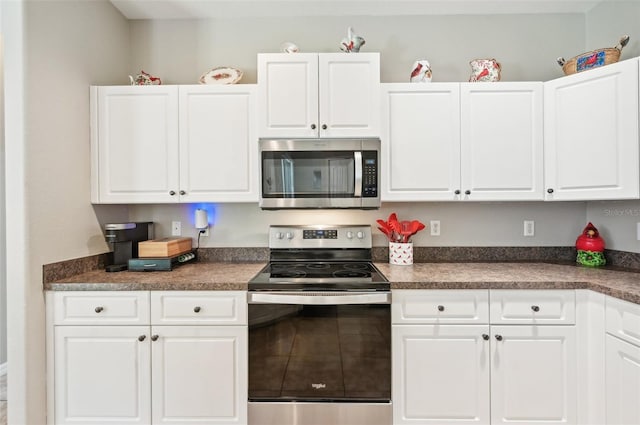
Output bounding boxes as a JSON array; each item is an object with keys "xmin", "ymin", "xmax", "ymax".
[{"xmin": 138, "ymin": 237, "xmax": 192, "ymax": 258}]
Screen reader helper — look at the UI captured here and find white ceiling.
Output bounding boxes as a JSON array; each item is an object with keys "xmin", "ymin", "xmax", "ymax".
[{"xmin": 110, "ymin": 0, "xmax": 605, "ymax": 19}]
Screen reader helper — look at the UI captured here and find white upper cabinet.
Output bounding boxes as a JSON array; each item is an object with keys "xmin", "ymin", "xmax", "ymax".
[
  {"xmin": 381, "ymin": 83, "xmax": 461, "ymax": 201},
  {"xmin": 178, "ymin": 85, "xmax": 257, "ymax": 203},
  {"xmin": 91, "ymin": 85, "xmax": 180, "ymax": 203},
  {"xmin": 381, "ymin": 82, "xmax": 543, "ymax": 201},
  {"xmin": 91, "ymin": 85, "xmax": 258, "ymax": 204},
  {"xmin": 257, "ymin": 53, "xmax": 380, "ymax": 138},
  {"xmin": 460, "ymin": 82, "xmax": 543, "ymax": 201},
  {"xmin": 544, "ymin": 57, "xmax": 640, "ymax": 201}
]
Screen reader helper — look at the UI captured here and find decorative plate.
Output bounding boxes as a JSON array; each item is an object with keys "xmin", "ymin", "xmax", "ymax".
[{"xmin": 199, "ymin": 67, "xmax": 243, "ymax": 85}]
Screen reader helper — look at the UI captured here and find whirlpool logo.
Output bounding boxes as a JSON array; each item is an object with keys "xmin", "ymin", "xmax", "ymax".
[{"xmin": 311, "ymin": 383, "xmax": 326, "ymax": 389}]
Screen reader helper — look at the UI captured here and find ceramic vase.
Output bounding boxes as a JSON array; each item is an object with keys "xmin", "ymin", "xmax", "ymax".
[{"xmin": 389, "ymin": 242, "xmax": 413, "ymax": 265}]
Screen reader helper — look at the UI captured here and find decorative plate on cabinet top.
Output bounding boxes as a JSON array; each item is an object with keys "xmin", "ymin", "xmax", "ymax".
[{"xmin": 199, "ymin": 67, "xmax": 243, "ymax": 84}]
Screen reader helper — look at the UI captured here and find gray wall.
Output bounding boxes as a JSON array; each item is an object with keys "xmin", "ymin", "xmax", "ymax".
[
  {"xmin": 9, "ymin": 1, "xmax": 130, "ymax": 423},
  {"xmin": 128, "ymin": 14, "xmax": 584, "ymax": 85},
  {"xmin": 584, "ymin": 0, "xmax": 640, "ymax": 253},
  {"xmin": 126, "ymin": 12, "xmax": 591, "ymax": 249}
]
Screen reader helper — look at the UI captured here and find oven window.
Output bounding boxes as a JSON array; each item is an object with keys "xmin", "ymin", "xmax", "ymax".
[
  {"xmin": 262, "ymin": 151, "xmax": 355, "ymax": 198},
  {"xmin": 248, "ymin": 303, "xmax": 391, "ymax": 402}
]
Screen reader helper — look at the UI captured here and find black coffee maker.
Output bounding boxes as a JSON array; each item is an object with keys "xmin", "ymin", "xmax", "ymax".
[{"xmin": 104, "ymin": 222, "xmax": 153, "ymax": 272}]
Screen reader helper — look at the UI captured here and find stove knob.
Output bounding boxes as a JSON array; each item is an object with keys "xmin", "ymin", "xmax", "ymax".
[
  {"xmin": 275, "ymin": 232, "xmax": 284, "ymax": 240},
  {"xmin": 286, "ymin": 232, "xmax": 294, "ymax": 240},
  {"xmin": 356, "ymin": 231, "xmax": 365, "ymax": 239},
  {"xmin": 346, "ymin": 231, "xmax": 354, "ymax": 239}
]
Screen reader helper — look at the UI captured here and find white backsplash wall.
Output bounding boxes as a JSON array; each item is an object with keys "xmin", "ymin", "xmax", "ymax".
[
  {"xmin": 129, "ymin": 202, "xmax": 587, "ymax": 248},
  {"xmin": 586, "ymin": 200, "xmax": 640, "ymax": 253}
]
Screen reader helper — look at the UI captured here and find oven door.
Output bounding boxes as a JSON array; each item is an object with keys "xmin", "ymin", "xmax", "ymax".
[
  {"xmin": 247, "ymin": 291, "xmax": 391, "ymax": 425},
  {"xmin": 259, "ymin": 138, "xmax": 380, "ymax": 209}
]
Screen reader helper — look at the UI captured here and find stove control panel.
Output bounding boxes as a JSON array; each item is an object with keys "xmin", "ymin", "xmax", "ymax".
[
  {"xmin": 269, "ymin": 225, "xmax": 372, "ymax": 249},
  {"xmin": 303, "ymin": 229, "xmax": 338, "ymax": 239}
]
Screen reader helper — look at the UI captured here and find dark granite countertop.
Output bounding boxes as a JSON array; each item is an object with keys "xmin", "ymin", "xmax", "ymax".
[
  {"xmin": 375, "ymin": 262, "xmax": 640, "ymax": 304},
  {"xmin": 45, "ymin": 261, "xmax": 640, "ymax": 305},
  {"xmin": 44, "ymin": 262, "xmax": 265, "ymax": 291}
]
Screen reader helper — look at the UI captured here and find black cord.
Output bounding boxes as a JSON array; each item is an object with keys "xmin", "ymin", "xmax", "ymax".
[{"xmin": 197, "ymin": 230, "xmax": 204, "ymax": 249}]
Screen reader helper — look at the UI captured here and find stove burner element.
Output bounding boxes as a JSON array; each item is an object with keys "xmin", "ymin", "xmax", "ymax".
[
  {"xmin": 306, "ymin": 263, "xmax": 330, "ymax": 270},
  {"xmin": 332, "ymin": 270, "xmax": 369, "ymax": 278}
]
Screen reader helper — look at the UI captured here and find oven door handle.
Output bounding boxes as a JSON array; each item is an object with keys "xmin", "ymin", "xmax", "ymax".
[{"xmin": 248, "ymin": 291, "xmax": 390, "ymax": 305}]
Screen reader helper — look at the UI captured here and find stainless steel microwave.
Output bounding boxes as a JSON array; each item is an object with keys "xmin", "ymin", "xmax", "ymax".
[{"xmin": 259, "ymin": 138, "xmax": 381, "ymax": 209}]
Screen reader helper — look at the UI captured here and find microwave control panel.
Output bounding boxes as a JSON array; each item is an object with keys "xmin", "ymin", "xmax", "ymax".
[{"xmin": 363, "ymin": 151, "xmax": 378, "ymax": 197}]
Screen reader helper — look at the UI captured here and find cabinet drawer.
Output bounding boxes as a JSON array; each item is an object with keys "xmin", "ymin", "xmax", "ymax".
[
  {"xmin": 392, "ymin": 290, "xmax": 489, "ymax": 324},
  {"xmin": 490, "ymin": 290, "xmax": 575, "ymax": 324},
  {"xmin": 151, "ymin": 291, "xmax": 247, "ymax": 325},
  {"xmin": 52, "ymin": 291, "xmax": 150, "ymax": 325},
  {"xmin": 606, "ymin": 296, "xmax": 640, "ymax": 347}
]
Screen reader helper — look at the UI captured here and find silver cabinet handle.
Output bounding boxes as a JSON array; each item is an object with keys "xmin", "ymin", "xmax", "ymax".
[
  {"xmin": 482, "ymin": 334, "xmax": 489, "ymax": 341},
  {"xmin": 151, "ymin": 335, "xmax": 159, "ymax": 341},
  {"xmin": 179, "ymin": 190, "xmax": 186, "ymax": 195},
  {"xmin": 138, "ymin": 335, "xmax": 146, "ymax": 342},
  {"xmin": 531, "ymin": 305, "xmax": 540, "ymax": 312},
  {"xmin": 194, "ymin": 306, "xmax": 201, "ymax": 313},
  {"xmin": 94, "ymin": 306, "xmax": 104, "ymax": 313},
  {"xmin": 495, "ymin": 334, "xmax": 503, "ymax": 341},
  {"xmin": 310, "ymin": 124, "xmax": 316, "ymax": 130},
  {"xmin": 322, "ymin": 124, "xmax": 328, "ymax": 130},
  {"xmin": 437, "ymin": 305, "xmax": 445, "ymax": 312},
  {"xmin": 169, "ymin": 190, "xmax": 176, "ymax": 196}
]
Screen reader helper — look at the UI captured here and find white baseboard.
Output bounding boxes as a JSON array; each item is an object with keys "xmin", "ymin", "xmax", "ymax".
[{"xmin": 0, "ymin": 362, "xmax": 7, "ymax": 376}]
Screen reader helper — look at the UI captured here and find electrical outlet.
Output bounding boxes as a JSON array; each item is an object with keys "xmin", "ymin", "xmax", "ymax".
[
  {"xmin": 200, "ymin": 227, "xmax": 210, "ymax": 237},
  {"xmin": 430, "ymin": 220, "xmax": 441, "ymax": 236},
  {"xmin": 172, "ymin": 221, "xmax": 181, "ymax": 236},
  {"xmin": 524, "ymin": 220, "xmax": 535, "ymax": 237},
  {"xmin": 637, "ymin": 223, "xmax": 640, "ymax": 241}
]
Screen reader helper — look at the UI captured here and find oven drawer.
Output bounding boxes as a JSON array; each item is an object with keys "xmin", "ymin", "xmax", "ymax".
[
  {"xmin": 490, "ymin": 289, "xmax": 575, "ymax": 324},
  {"xmin": 52, "ymin": 291, "xmax": 150, "ymax": 325},
  {"xmin": 392, "ymin": 290, "xmax": 489, "ymax": 324},
  {"xmin": 151, "ymin": 291, "xmax": 247, "ymax": 325}
]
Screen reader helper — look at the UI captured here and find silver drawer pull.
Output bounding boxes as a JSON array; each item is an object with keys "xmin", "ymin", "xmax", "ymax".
[
  {"xmin": 194, "ymin": 306, "xmax": 201, "ymax": 313},
  {"xmin": 531, "ymin": 305, "xmax": 540, "ymax": 312},
  {"xmin": 95, "ymin": 306, "xmax": 104, "ymax": 313},
  {"xmin": 437, "ymin": 305, "xmax": 445, "ymax": 312}
]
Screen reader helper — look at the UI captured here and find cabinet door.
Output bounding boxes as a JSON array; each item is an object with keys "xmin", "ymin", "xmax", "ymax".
[
  {"xmin": 392, "ymin": 325, "xmax": 490, "ymax": 424},
  {"xmin": 319, "ymin": 53, "xmax": 380, "ymax": 138},
  {"xmin": 151, "ymin": 326, "xmax": 248, "ymax": 424},
  {"xmin": 606, "ymin": 334, "xmax": 640, "ymax": 425},
  {"xmin": 491, "ymin": 326, "xmax": 576, "ymax": 425},
  {"xmin": 54, "ymin": 326, "xmax": 151, "ymax": 425},
  {"xmin": 460, "ymin": 82, "xmax": 543, "ymax": 201},
  {"xmin": 257, "ymin": 53, "xmax": 319, "ymax": 138},
  {"xmin": 91, "ymin": 85, "xmax": 180, "ymax": 203},
  {"xmin": 544, "ymin": 58, "xmax": 639, "ymax": 201},
  {"xmin": 179, "ymin": 85, "xmax": 258, "ymax": 202},
  {"xmin": 381, "ymin": 83, "xmax": 461, "ymax": 201}
]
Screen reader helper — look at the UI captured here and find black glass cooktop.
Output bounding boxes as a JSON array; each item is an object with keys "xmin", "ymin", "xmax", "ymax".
[{"xmin": 248, "ymin": 261, "xmax": 389, "ymax": 292}]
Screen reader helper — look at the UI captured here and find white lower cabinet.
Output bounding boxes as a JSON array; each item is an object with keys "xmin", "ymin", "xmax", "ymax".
[
  {"xmin": 393, "ymin": 325, "xmax": 490, "ymax": 424},
  {"xmin": 605, "ymin": 334, "xmax": 640, "ymax": 425},
  {"xmin": 47, "ymin": 291, "xmax": 247, "ymax": 425},
  {"xmin": 392, "ymin": 290, "xmax": 576, "ymax": 425},
  {"xmin": 605, "ymin": 296, "xmax": 640, "ymax": 424},
  {"xmin": 490, "ymin": 325, "xmax": 576, "ymax": 425},
  {"xmin": 53, "ymin": 326, "xmax": 152, "ymax": 424}
]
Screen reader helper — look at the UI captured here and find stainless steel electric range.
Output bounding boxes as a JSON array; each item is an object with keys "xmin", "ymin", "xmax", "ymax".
[{"xmin": 247, "ymin": 225, "xmax": 391, "ymax": 425}]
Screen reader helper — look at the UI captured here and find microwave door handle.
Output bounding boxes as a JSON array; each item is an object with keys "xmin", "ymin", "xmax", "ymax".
[{"xmin": 354, "ymin": 151, "xmax": 363, "ymax": 197}]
